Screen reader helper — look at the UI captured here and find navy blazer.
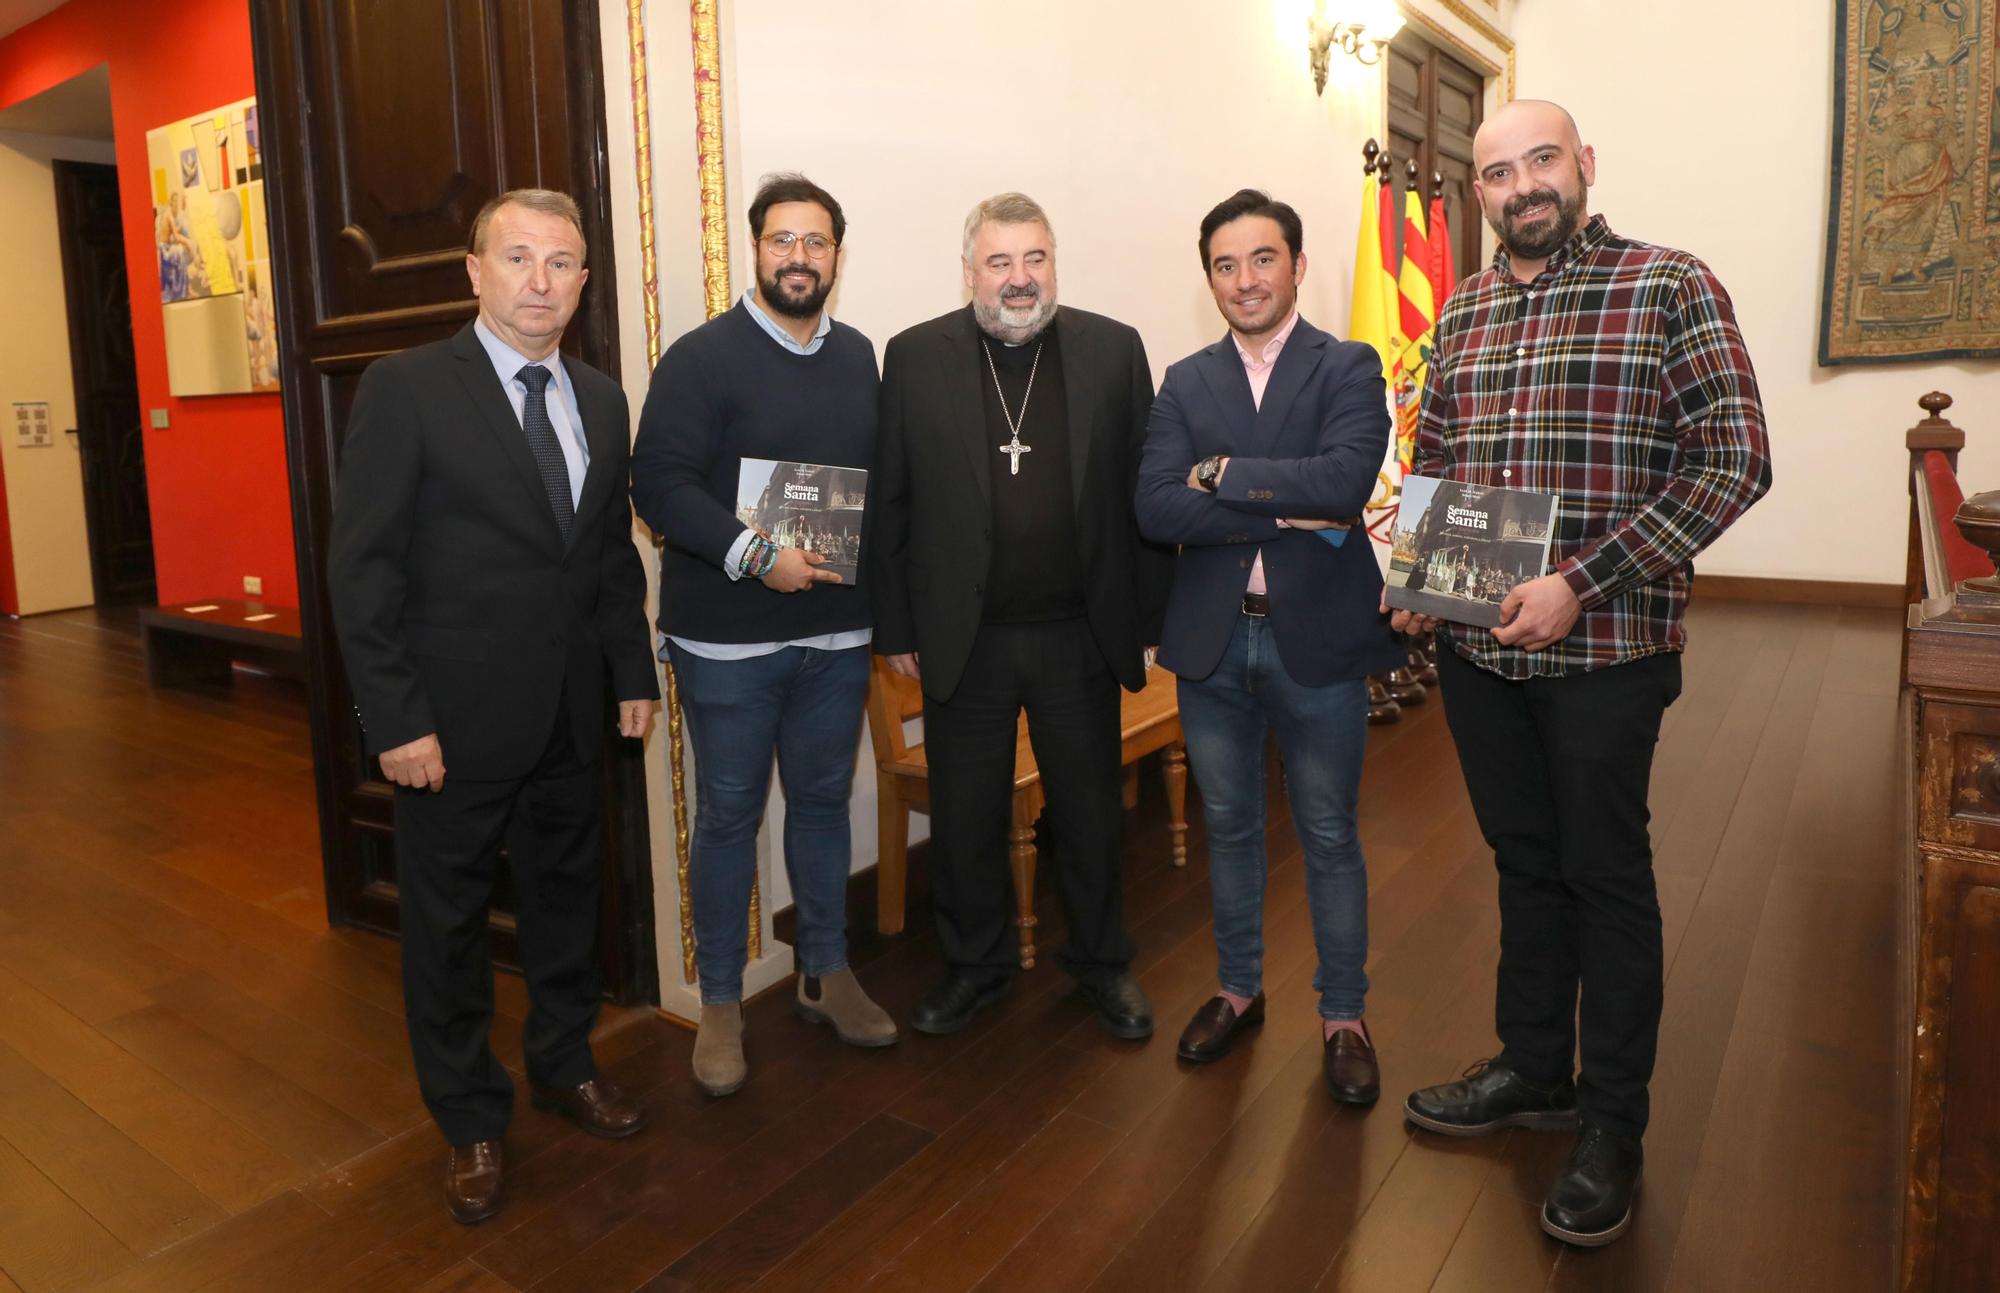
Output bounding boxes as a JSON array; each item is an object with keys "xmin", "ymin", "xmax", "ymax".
[{"xmin": 1135, "ymin": 317, "xmax": 1402, "ymax": 687}]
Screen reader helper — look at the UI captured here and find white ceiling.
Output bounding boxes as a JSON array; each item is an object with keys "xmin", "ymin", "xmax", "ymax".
[
  {"xmin": 0, "ymin": 62, "xmax": 111, "ymax": 141},
  {"xmin": 0, "ymin": 0, "xmax": 68, "ymax": 42}
]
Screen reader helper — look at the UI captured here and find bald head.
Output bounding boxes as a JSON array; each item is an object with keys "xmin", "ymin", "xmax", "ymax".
[
  {"xmin": 1473, "ymin": 99, "xmax": 1582, "ymax": 171},
  {"xmin": 1471, "ymin": 99, "xmax": 1595, "ymax": 278}
]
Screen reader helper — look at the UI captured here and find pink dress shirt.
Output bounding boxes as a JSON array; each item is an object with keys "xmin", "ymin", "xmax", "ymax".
[{"xmin": 1231, "ymin": 310, "xmax": 1301, "ymax": 595}]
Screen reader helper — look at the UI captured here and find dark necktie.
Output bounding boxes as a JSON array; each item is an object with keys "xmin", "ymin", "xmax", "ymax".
[{"xmin": 516, "ymin": 363, "xmax": 575, "ymax": 542}]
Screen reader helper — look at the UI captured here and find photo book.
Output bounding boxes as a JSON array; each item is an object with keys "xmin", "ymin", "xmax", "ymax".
[
  {"xmin": 735, "ymin": 458, "xmax": 868, "ymax": 585},
  {"xmin": 1384, "ymin": 475, "xmax": 1559, "ymax": 629}
]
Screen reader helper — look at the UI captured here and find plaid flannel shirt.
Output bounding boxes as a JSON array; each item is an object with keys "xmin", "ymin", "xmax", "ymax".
[{"xmin": 1413, "ymin": 215, "xmax": 1771, "ymax": 680}]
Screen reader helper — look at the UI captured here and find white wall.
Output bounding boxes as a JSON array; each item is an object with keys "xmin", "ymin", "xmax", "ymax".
[
  {"xmin": 1511, "ymin": 0, "xmax": 1998, "ymax": 585},
  {"xmin": 721, "ymin": 0, "xmax": 1389, "ymax": 389},
  {"xmin": 0, "ymin": 129, "xmax": 113, "ymax": 614}
]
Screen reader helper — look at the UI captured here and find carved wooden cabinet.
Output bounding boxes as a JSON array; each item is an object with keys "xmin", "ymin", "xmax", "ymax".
[
  {"xmin": 1901, "ymin": 677, "xmax": 2000, "ymax": 1292},
  {"xmin": 1898, "ymin": 402, "xmax": 2000, "ymax": 1290}
]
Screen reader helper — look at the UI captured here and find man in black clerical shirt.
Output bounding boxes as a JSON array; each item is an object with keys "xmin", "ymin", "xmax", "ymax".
[{"xmin": 869, "ymin": 192, "xmax": 1172, "ymax": 1037}]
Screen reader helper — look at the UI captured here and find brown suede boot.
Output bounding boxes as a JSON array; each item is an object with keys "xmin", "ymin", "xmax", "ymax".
[
  {"xmin": 795, "ymin": 968, "xmax": 899, "ymax": 1047},
  {"xmin": 693, "ymin": 1002, "xmax": 746, "ymax": 1096}
]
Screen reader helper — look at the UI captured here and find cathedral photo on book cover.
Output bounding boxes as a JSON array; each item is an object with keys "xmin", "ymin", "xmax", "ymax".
[
  {"xmin": 735, "ymin": 457, "xmax": 868, "ymax": 584},
  {"xmin": 1384, "ymin": 476, "xmax": 1557, "ymax": 629}
]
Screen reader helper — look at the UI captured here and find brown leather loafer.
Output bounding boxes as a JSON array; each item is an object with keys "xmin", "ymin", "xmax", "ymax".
[
  {"xmin": 1324, "ymin": 1021, "xmax": 1381, "ymax": 1104},
  {"xmin": 530, "ymin": 1076, "xmax": 648, "ymax": 1139},
  {"xmin": 1176, "ymin": 993, "xmax": 1265, "ymax": 1063},
  {"xmin": 445, "ymin": 1139, "xmax": 504, "ymax": 1225}
]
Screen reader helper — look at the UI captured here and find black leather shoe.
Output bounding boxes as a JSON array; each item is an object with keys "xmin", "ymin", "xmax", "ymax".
[
  {"xmin": 1323, "ymin": 1022, "xmax": 1380, "ymax": 1104},
  {"xmin": 1176, "ymin": 994, "xmax": 1264, "ymax": 1062},
  {"xmin": 1075, "ymin": 972, "xmax": 1153, "ymax": 1040},
  {"xmin": 909, "ymin": 974, "xmax": 1009, "ymax": 1036},
  {"xmin": 530, "ymin": 1076, "xmax": 648, "ymax": 1139},
  {"xmin": 1404, "ymin": 1058, "xmax": 1579, "ymax": 1137},
  {"xmin": 1541, "ymin": 1125, "xmax": 1643, "ymax": 1246}
]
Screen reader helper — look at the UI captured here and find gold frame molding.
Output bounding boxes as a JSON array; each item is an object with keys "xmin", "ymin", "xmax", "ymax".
[
  {"xmin": 625, "ymin": 0, "xmax": 758, "ymax": 995},
  {"xmin": 686, "ymin": 0, "xmax": 762, "ymax": 962}
]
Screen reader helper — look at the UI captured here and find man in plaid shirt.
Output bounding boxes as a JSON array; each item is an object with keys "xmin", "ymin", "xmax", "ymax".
[{"xmin": 1397, "ymin": 100, "xmax": 1771, "ymax": 1248}]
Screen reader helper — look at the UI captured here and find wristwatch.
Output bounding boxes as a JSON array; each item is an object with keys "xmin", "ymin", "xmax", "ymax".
[{"xmin": 1195, "ymin": 455, "xmax": 1224, "ymax": 491}]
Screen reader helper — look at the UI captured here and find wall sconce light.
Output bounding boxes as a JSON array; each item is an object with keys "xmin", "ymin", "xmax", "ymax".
[{"xmin": 1308, "ymin": 0, "xmax": 1406, "ymax": 93}]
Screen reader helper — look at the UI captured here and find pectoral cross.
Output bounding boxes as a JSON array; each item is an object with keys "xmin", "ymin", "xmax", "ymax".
[{"xmin": 999, "ymin": 434, "xmax": 1032, "ymax": 476}]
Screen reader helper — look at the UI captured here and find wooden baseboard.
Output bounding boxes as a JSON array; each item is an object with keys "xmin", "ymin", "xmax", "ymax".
[{"xmin": 1693, "ymin": 575, "xmax": 1903, "ymax": 609}]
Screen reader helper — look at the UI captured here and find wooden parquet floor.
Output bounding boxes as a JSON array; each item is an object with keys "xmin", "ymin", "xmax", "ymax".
[{"xmin": 0, "ymin": 601, "xmax": 1901, "ymax": 1292}]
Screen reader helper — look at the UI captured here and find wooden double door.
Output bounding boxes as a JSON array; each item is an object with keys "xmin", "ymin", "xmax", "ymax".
[
  {"xmin": 248, "ymin": 1, "xmax": 655, "ymax": 1001},
  {"xmin": 1386, "ymin": 26, "xmax": 1486, "ymax": 295}
]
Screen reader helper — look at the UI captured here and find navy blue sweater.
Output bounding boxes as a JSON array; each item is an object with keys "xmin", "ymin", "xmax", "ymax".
[{"xmin": 631, "ymin": 302, "xmax": 879, "ymax": 644}]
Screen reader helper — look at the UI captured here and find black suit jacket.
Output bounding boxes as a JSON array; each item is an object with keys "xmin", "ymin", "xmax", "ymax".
[
  {"xmin": 327, "ymin": 323, "xmax": 657, "ymax": 782},
  {"xmin": 867, "ymin": 304, "xmax": 1172, "ymax": 703},
  {"xmin": 1135, "ymin": 318, "xmax": 1402, "ymax": 687}
]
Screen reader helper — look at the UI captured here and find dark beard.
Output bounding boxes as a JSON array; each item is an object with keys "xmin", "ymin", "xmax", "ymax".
[
  {"xmin": 1490, "ymin": 183, "xmax": 1585, "ymax": 261},
  {"xmin": 758, "ymin": 265, "xmax": 833, "ymax": 319}
]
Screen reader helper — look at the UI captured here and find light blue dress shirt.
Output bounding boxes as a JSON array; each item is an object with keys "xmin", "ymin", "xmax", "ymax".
[{"xmin": 473, "ymin": 317, "xmax": 588, "ymax": 509}]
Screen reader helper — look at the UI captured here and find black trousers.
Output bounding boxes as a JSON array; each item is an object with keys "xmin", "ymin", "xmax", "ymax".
[
  {"xmin": 922, "ymin": 618, "xmax": 1135, "ymax": 986},
  {"xmin": 393, "ymin": 689, "xmax": 602, "ymax": 1146},
  {"xmin": 1436, "ymin": 646, "xmax": 1681, "ymax": 1140}
]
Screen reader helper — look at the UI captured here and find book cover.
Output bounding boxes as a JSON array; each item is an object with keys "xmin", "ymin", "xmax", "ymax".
[
  {"xmin": 736, "ymin": 457, "xmax": 868, "ymax": 585},
  {"xmin": 1384, "ymin": 475, "xmax": 1559, "ymax": 629}
]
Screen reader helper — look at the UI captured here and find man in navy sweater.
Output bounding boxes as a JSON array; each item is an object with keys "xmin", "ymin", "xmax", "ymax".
[{"xmin": 631, "ymin": 173, "xmax": 896, "ymax": 1097}]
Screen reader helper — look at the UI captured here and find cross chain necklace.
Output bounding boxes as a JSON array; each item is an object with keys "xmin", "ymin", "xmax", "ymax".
[{"xmin": 982, "ymin": 339, "xmax": 1042, "ymax": 477}]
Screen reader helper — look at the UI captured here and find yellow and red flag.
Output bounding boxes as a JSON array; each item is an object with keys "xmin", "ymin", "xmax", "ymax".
[
  {"xmin": 1426, "ymin": 191, "xmax": 1456, "ymax": 311},
  {"xmin": 1392, "ymin": 186, "xmax": 1436, "ymax": 470},
  {"xmin": 1348, "ymin": 169, "xmax": 1399, "ymax": 383}
]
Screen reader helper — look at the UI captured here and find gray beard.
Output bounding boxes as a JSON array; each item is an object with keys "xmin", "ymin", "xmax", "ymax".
[{"xmin": 974, "ymin": 293, "xmax": 1057, "ymax": 344}]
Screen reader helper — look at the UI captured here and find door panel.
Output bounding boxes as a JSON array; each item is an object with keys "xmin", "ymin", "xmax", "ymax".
[
  {"xmin": 1385, "ymin": 27, "xmax": 1488, "ymax": 293},
  {"xmin": 54, "ymin": 160, "xmax": 155, "ymax": 605}
]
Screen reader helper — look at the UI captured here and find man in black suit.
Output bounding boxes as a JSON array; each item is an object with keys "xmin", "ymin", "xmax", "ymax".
[
  {"xmin": 328, "ymin": 189, "xmax": 659, "ymax": 1225},
  {"xmin": 868, "ymin": 192, "xmax": 1172, "ymax": 1038}
]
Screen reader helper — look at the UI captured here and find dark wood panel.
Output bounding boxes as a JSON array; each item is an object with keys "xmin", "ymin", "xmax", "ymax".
[
  {"xmin": 1935, "ymin": 879, "xmax": 2000, "ymax": 1288},
  {"xmin": 54, "ymin": 159, "xmax": 154, "ymax": 605}
]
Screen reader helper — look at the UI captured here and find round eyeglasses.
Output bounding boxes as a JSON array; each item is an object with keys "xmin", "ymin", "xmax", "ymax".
[{"xmin": 759, "ymin": 231, "xmax": 836, "ymax": 259}]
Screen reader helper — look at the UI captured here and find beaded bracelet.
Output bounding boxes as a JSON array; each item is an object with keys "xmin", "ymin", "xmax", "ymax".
[
  {"xmin": 737, "ymin": 531, "xmax": 773, "ymax": 580},
  {"xmin": 738, "ymin": 530, "xmax": 782, "ymax": 581}
]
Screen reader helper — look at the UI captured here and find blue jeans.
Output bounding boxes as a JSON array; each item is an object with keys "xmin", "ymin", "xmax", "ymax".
[
  {"xmin": 665, "ymin": 642, "xmax": 871, "ymax": 1004},
  {"xmin": 1177, "ymin": 615, "xmax": 1371, "ymax": 1019}
]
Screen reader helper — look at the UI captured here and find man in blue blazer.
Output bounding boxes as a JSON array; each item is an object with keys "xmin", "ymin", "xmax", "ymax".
[{"xmin": 1136, "ymin": 189, "xmax": 1403, "ymax": 1102}]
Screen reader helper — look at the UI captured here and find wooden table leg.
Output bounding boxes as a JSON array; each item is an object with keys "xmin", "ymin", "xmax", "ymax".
[
  {"xmin": 1009, "ymin": 792, "xmax": 1039, "ymax": 970},
  {"xmin": 876, "ymin": 784, "xmax": 908, "ymax": 936},
  {"xmin": 1163, "ymin": 743, "xmax": 1188, "ymax": 867}
]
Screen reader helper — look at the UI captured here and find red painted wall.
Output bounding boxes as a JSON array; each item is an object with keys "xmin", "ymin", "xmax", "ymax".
[{"xmin": 0, "ymin": 0, "xmax": 297, "ymax": 609}]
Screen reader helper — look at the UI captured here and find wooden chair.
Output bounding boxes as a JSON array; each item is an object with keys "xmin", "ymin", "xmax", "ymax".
[{"xmin": 867, "ymin": 655, "xmax": 1188, "ymax": 968}]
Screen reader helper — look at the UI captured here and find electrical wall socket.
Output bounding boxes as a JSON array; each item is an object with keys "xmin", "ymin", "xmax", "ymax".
[{"xmin": 243, "ymin": 575, "xmax": 263, "ymax": 596}]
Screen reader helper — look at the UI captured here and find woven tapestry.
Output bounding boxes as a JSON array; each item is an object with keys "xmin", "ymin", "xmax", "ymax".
[{"xmin": 1820, "ymin": 0, "xmax": 2000, "ymax": 365}]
